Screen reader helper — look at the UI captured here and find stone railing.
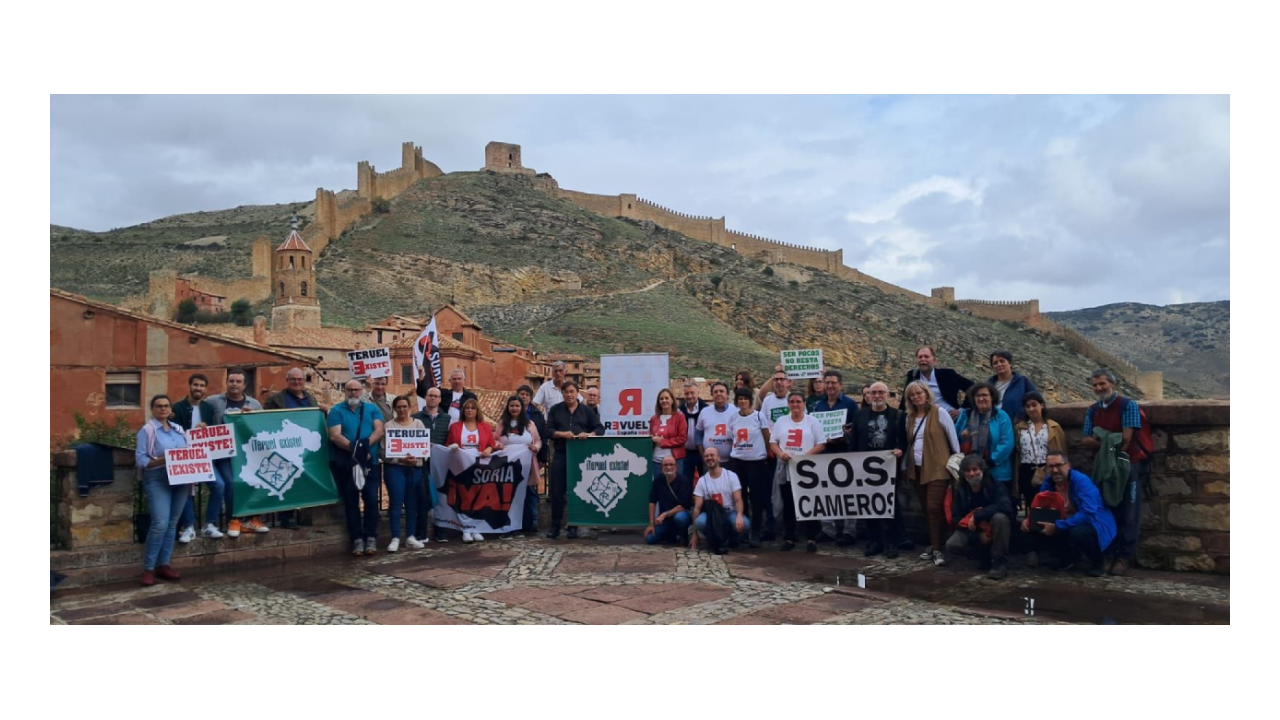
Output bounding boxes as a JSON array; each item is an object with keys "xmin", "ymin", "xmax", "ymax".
[{"xmin": 51, "ymin": 449, "xmax": 348, "ymax": 587}]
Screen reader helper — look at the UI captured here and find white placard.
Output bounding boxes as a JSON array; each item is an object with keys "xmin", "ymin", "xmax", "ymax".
[
  {"xmin": 600, "ymin": 353, "xmax": 670, "ymax": 436},
  {"xmin": 811, "ymin": 410, "xmax": 847, "ymax": 441},
  {"xmin": 780, "ymin": 348, "xmax": 823, "ymax": 380},
  {"xmin": 186, "ymin": 423, "xmax": 236, "ymax": 460},
  {"xmin": 347, "ymin": 347, "xmax": 392, "ymax": 379},
  {"xmin": 164, "ymin": 446, "xmax": 215, "ymax": 485},
  {"xmin": 785, "ymin": 450, "xmax": 896, "ymax": 520},
  {"xmin": 385, "ymin": 427, "xmax": 432, "ymax": 458}
]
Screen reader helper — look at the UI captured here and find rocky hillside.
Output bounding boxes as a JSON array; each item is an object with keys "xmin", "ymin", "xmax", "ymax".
[
  {"xmin": 1047, "ymin": 302, "xmax": 1229, "ymax": 399},
  {"xmin": 50, "ymin": 170, "xmax": 1192, "ymax": 401}
]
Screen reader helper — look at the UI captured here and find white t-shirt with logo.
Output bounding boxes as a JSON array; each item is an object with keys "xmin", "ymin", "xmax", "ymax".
[
  {"xmin": 729, "ymin": 410, "xmax": 769, "ymax": 461},
  {"xmin": 760, "ymin": 393, "xmax": 790, "ymax": 425},
  {"xmin": 652, "ymin": 414, "xmax": 674, "ymax": 460},
  {"xmin": 459, "ymin": 425, "xmax": 482, "ymax": 450},
  {"xmin": 771, "ymin": 413, "xmax": 826, "ymax": 456},
  {"xmin": 694, "ymin": 468, "xmax": 742, "ymax": 512},
  {"xmin": 695, "ymin": 404, "xmax": 737, "ymax": 461}
]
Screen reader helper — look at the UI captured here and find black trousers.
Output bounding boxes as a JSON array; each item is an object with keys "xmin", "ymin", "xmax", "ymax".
[
  {"xmin": 778, "ymin": 482, "xmax": 819, "ymax": 542},
  {"xmin": 549, "ymin": 454, "xmax": 576, "ymax": 531},
  {"xmin": 1031, "ymin": 522, "xmax": 1104, "ymax": 566},
  {"xmin": 727, "ymin": 458, "xmax": 770, "ymax": 533}
]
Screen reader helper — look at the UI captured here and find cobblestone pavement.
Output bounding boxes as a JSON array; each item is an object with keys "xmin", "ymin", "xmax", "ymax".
[{"xmin": 50, "ymin": 533, "xmax": 1230, "ymax": 625}]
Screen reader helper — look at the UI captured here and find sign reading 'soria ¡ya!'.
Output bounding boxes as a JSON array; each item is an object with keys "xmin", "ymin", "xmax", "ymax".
[
  {"xmin": 600, "ymin": 353, "xmax": 670, "ymax": 436},
  {"xmin": 430, "ymin": 445, "xmax": 532, "ymax": 534},
  {"xmin": 227, "ymin": 409, "xmax": 339, "ymax": 515},
  {"xmin": 347, "ymin": 347, "xmax": 391, "ymax": 379}
]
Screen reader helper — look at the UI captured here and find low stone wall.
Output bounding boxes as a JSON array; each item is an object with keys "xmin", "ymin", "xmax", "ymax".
[
  {"xmin": 900, "ymin": 400, "xmax": 1227, "ymax": 573},
  {"xmin": 51, "ymin": 450, "xmax": 347, "ymax": 587}
]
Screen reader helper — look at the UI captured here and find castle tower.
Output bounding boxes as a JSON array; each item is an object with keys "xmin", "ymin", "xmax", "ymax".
[
  {"xmin": 483, "ymin": 141, "xmax": 535, "ymax": 175},
  {"xmin": 271, "ymin": 217, "xmax": 321, "ymax": 330}
]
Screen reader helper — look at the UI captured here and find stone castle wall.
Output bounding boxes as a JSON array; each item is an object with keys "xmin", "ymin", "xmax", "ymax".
[{"xmin": 956, "ymin": 298, "xmax": 1041, "ymax": 322}]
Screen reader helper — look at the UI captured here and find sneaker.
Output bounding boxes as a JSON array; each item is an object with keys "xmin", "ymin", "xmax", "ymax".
[
  {"xmin": 987, "ymin": 560, "xmax": 1008, "ymax": 580},
  {"xmin": 919, "ymin": 549, "xmax": 935, "ymax": 561},
  {"xmin": 932, "ymin": 550, "xmax": 947, "ymax": 567},
  {"xmin": 471, "ymin": 532, "xmax": 485, "ymax": 542},
  {"xmin": 227, "ymin": 519, "xmax": 242, "ymax": 538},
  {"xmin": 1108, "ymin": 558, "xmax": 1130, "ymax": 577},
  {"xmin": 352, "ymin": 538, "xmax": 365, "ymax": 556},
  {"xmin": 405, "ymin": 536, "xmax": 425, "ymax": 550},
  {"xmin": 201, "ymin": 523, "xmax": 224, "ymax": 539},
  {"xmin": 780, "ymin": 540, "xmax": 795, "ymax": 552},
  {"xmin": 387, "ymin": 537, "xmax": 400, "ymax": 553},
  {"xmin": 364, "ymin": 537, "xmax": 377, "ymax": 555},
  {"xmin": 177, "ymin": 526, "xmax": 196, "ymax": 544},
  {"xmin": 462, "ymin": 532, "xmax": 474, "ymax": 543},
  {"xmin": 433, "ymin": 530, "xmax": 449, "ymax": 543},
  {"xmin": 243, "ymin": 517, "xmax": 269, "ymax": 534}
]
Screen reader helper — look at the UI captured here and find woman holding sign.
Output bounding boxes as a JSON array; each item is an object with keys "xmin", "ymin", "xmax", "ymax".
[
  {"xmin": 133, "ymin": 395, "xmax": 193, "ymax": 587},
  {"xmin": 904, "ymin": 380, "xmax": 961, "ymax": 567},
  {"xmin": 384, "ymin": 394, "xmax": 427, "ymax": 551},
  {"xmin": 498, "ymin": 395, "xmax": 542, "ymax": 539},
  {"xmin": 447, "ymin": 398, "xmax": 497, "ymax": 542},
  {"xmin": 769, "ymin": 391, "xmax": 827, "ymax": 553}
]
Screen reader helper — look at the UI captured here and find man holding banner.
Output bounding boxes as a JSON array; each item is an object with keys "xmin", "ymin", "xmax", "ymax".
[
  {"xmin": 812, "ymin": 369, "xmax": 859, "ymax": 545},
  {"xmin": 546, "ymin": 381, "xmax": 604, "ymax": 539},
  {"xmin": 207, "ymin": 369, "xmax": 265, "ymax": 537},
  {"xmin": 853, "ymin": 381, "xmax": 907, "ymax": 558},
  {"xmin": 263, "ymin": 368, "xmax": 327, "ymax": 529}
]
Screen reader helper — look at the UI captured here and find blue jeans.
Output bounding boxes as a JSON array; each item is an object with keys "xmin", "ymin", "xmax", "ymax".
[
  {"xmin": 1112, "ymin": 459, "xmax": 1145, "ymax": 559},
  {"xmin": 332, "ymin": 462, "xmax": 381, "ymax": 542},
  {"xmin": 383, "ymin": 463, "xmax": 420, "ymax": 539},
  {"xmin": 680, "ymin": 453, "xmax": 704, "ymax": 483},
  {"xmin": 695, "ymin": 509, "xmax": 749, "ymax": 546},
  {"xmin": 178, "ymin": 460, "xmax": 228, "ymax": 529},
  {"xmin": 142, "ymin": 471, "xmax": 191, "ymax": 571},
  {"xmin": 645, "ymin": 511, "xmax": 691, "ymax": 543}
]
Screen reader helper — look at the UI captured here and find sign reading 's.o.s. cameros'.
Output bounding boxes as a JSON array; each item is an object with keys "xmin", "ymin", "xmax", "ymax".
[{"xmin": 786, "ymin": 451, "xmax": 897, "ymax": 520}]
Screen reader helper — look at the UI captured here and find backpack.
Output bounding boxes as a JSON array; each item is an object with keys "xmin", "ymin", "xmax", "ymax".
[
  {"xmin": 1117, "ymin": 397, "xmax": 1154, "ymax": 463},
  {"xmin": 700, "ymin": 497, "xmax": 732, "ymax": 552}
]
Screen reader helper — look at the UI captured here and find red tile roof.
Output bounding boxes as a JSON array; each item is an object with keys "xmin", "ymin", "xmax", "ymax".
[{"xmin": 277, "ymin": 229, "xmax": 312, "ymax": 252}]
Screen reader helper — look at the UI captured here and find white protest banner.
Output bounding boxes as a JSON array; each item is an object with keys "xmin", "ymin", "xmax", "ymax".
[
  {"xmin": 786, "ymin": 450, "xmax": 896, "ymax": 520},
  {"xmin": 781, "ymin": 348, "xmax": 824, "ymax": 380},
  {"xmin": 186, "ymin": 423, "xmax": 236, "ymax": 460},
  {"xmin": 811, "ymin": 410, "xmax": 847, "ymax": 441},
  {"xmin": 347, "ymin": 347, "xmax": 391, "ymax": 379},
  {"xmin": 165, "ymin": 446, "xmax": 216, "ymax": 486},
  {"xmin": 600, "ymin": 353, "xmax": 669, "ymax": 436},
  {"xmin": 411, "ymin": 316, "xmax": 443, "ymax": 410},
  {"xmin": 429, "ymin": 445, "xmax": 532, "ymax": 534},
  {"xmin": 385, "ymin": 427, "xmax": 431, "ymax": 458}
]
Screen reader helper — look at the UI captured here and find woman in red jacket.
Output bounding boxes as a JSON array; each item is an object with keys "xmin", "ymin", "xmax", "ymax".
[
  {"xmin": 448, "ymin": 398, "xmax": 497, "ymax": 456},
  {"xmin": 649, "ymin": 388, "xmax": 688, "ymax": 483}
]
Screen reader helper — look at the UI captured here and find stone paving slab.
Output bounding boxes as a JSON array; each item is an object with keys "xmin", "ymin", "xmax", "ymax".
[{"xmin": 49, "ymin": 535, "xmax": 1229, "ymax": 625}]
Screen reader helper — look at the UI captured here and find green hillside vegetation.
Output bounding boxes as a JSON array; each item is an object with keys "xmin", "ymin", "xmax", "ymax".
[{"xmin": 50, "ymin": 171, "xmax": 1195, "ymax": 401}]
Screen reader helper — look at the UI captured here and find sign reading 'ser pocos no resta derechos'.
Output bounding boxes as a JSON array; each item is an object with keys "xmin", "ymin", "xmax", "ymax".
[{"xmin": 781, "ymin": 348, "xmax": 823, "ymax": 380}]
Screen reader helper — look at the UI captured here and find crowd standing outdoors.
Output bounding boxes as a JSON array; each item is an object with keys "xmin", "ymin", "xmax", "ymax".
[{"xmin": 134, "ymin": 347, "xmax": 1151, "ymax": 586}]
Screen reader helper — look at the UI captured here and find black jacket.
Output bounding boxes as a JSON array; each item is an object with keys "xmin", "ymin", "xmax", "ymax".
[
  {"xmin": 902, "ymin": 367, "xmax": 975, "ymax": 410},
  {"xmin": 851, "ymin": 406, "xmax": 907, "ymax": 454},
  {"xmin": 951, "ymin": 474, "xmax": 1015, "ymax": 525},
  {"xmin": 170, "ymin": 398, "xmax": 215, "ymax": 431},
  {"xmin": 546, "ymin": 401, "xmax": 605, "ymax": 453},
  {"xmin": 411, "ymin": 408, "xmax": 453, "ymax": 446}
]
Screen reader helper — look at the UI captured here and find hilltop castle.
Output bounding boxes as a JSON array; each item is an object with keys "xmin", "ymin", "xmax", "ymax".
[{"xmin": 140, "ymin": 139, "xmax": 1164, "ymax": 398}]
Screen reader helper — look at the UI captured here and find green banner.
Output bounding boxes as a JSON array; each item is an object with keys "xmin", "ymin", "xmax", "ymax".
[
  {"xmin": 228, "ymin": 408, "xmax": 339, "ymax": 516},
  {"xmin": 566, "ymin": 437, "xmax": 653, "ymax": 527}
]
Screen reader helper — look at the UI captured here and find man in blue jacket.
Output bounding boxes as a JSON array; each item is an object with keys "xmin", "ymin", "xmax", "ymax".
[{"xmin": 1025, "ymin": 450, "xmax": 1116, "ymax": 577}]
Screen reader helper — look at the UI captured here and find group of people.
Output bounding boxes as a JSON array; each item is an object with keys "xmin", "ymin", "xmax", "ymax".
[{"xmin": 134, "ymin": 348, "xmax": 1151, "ymax": 587}]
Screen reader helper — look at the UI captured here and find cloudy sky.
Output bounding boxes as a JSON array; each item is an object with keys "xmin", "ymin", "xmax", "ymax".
[{"xmin": 50, "ymin": 95, "xmax": 1229, "ymax": 311}]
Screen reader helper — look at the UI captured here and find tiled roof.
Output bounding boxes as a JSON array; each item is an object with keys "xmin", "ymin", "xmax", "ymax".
[
  {"xmin": 207, "ymin": 324, "xmax": 365, "ymax": 351},
  {"xmin": 50, "ymin": 289, "xmax": 317, "ymax": 366},
  {"xmin": 277, "ymin": 229, "xmax": 312, "ymax": 252},
  {"xmin": 389, "ymin": 333, "xmax": 484, "ymax": 356}
]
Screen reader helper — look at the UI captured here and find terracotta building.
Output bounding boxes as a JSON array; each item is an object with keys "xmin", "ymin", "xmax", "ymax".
[{"xmin": 50, "ymin": 289, "xmax": 319, "ymax": 444}]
